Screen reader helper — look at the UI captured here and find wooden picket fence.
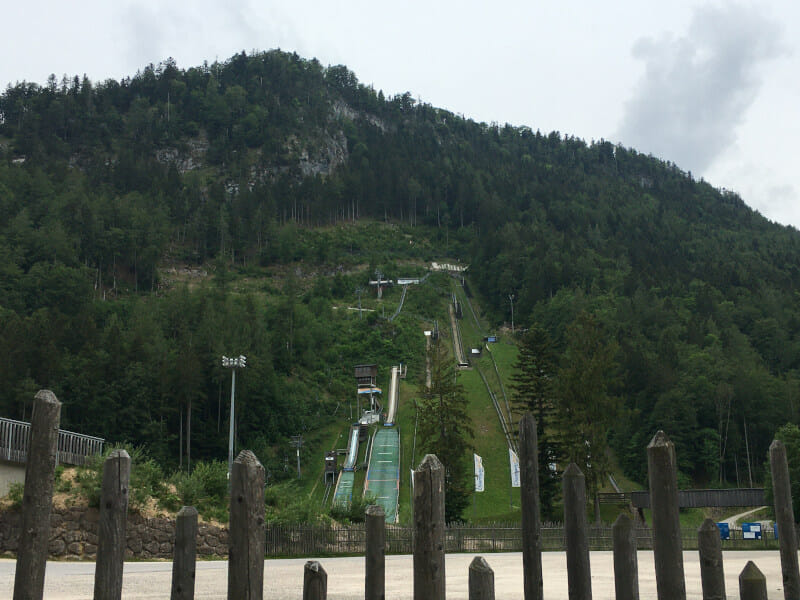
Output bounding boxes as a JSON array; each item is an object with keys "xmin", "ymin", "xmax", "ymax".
[{"xmin": 9, "ymin": 393, "xmax": 796, "ymax": 599}]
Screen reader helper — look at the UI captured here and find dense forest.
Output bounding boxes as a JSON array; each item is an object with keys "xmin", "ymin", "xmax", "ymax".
[{"xmin": 2, "ymin": 49, "xmax": 800, "ymax": 489}]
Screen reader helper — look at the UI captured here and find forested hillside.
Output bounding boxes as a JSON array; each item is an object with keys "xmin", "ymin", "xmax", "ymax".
[{"xmin": 2, "ymin": 49, "xmax": 799, "ymax": 489}]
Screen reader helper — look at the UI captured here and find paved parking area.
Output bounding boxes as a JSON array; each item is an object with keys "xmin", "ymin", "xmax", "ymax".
[{"xmin": 0, "ymin": 550, "xmax": 789, "ymax": 598}]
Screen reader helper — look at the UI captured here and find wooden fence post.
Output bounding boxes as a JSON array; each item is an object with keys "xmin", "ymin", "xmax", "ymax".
[
  {"xmin": 519, "ymin": 413, "xmax": 543, "ymax": 600},
  {"xmin": 94, "ymin": 449, "xmax": 132, "ymax": 600},
  {"xmin": 413, "ymin": 454, "xmax": 445, "ymax": 600},
  {"xmin": 228, "ymin": 450, "xmax": 265, "ymax": 600},
  {"xmin": 647, "ymin": 431, "xmax": 686, "ymax": 600},
  {"xmin": 303, "ymin": 560, "xmax": 327, "ymax": 600},
  {"xmin": 171, "ymin": 506, "xmax": 198, "ymax": 600},
  {"xmin": 469, "ymin": 556, "xmax": 495, "ymax": 600},
  {"xmin": 12, "ymin": 390, "xmax": 61, "ymax": 600},
  {"xmin": 769, "ymin": 439, "xmax": 800, "ymax": 599},
  {"xmin": 365, "ymin": 504, "xmax": 385, "ymax": 600},
  {"xmin": 612, "ymin": 513, "xmax": 639, "ymax": 600},
  {"xmin": 697, "ymin": 518, "xmax": 725, "ymax": 600},
  {"xmin": 563, "ymin": 462, "xmax": 591, "ymax": 600},
  {"xmin": 739, "ymin": 561, "xmax": 767, "ymax": 600}
]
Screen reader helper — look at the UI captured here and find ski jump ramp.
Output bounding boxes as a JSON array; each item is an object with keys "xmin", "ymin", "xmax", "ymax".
[
  {"xmin": 385, "ymin": 365, "xmax": 400, "ymax": 425},
  {"xmin": 364, "ymin": 427, "xmax": 400, "ymax": 522},
  {"xmin": 332, "ymin": 423, "xmax": 361, "ymax": 507},
  {"xmin": 364, "ymin": 365, "xmax": 402, "ymax": 522}
]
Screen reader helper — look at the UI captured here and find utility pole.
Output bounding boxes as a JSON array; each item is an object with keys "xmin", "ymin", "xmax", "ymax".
[
  {"xmin": 509, "ymin": 294, "xmax": 516, "ymax": 334},
  {"xmin": 290, "ymin": 435, "xmax": 304, "ymax": 479},
  {"xmin": 355, "ymin": 287, "xmax": 364, "ymax": 319},
  {"xmin": 368, "ymin": 270, "xmax": 391, "ymax": 300},
  {"xmin": 374, "ymin": 269, "xmax": 383, "ymax": 299}
]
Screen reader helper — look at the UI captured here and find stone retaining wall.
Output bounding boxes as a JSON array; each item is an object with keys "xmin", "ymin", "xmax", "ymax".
[{"xmin": 0, "ymin": 506, "xmax": 228, "ymax": 560}]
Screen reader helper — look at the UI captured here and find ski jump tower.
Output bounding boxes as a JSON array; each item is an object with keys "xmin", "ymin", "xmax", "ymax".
[{"xmin": 354, "ymin": 364, "xmax": 382, "ymax": 424}]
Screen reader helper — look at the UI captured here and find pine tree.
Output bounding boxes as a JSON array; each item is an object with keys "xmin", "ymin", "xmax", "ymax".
[
  {"xmin": 554, "ymin": 312, "xmax": 621, "ymax": 522},
  {"xmin": 511, "ymin": 323, "xmax": 560, "ymax": 519},
  {"xmin": 417, "ymin": 337, "xmax": 474, "ymax": 522}
]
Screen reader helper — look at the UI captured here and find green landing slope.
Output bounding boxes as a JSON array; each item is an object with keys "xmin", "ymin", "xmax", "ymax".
[
  {"xmin": 364, "ymin": 427, "xmax": 400, "ymax": 522},
  {"xmin": 332, "ymin": 471, "xmax": 355, "ymax": 506}
]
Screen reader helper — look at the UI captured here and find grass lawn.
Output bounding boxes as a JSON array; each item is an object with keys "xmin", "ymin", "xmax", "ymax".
[
  {"xmin": 459, "ymin": 367, "xmax": 521, "ymax": 522},
  {"xmin": 396, "ymin": 376, "xmax": 422, "ymax": 524}
]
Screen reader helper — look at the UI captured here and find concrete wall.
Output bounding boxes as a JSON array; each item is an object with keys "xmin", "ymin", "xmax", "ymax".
[{"xmin": 0, "ymin": 461, "xmax": 25, "ymax": 497}]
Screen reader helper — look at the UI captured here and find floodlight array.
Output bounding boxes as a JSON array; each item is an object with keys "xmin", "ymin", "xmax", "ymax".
[{"xmin": 221, "ymin": 355, "xmax": 247, "ymax": 368}]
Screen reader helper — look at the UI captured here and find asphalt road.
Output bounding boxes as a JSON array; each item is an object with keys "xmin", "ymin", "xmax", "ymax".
[{"xmin": 0, "ymin": 550, "xmax": 789, "ymax": 599}]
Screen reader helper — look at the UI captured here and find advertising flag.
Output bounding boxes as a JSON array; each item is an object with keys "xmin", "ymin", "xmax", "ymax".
[
  {"xmin": 509, "ymin": 448, "xmax": 521, "ymax": 488},
  {"xmin": 474, "ymin": 453, "xmax": 485, "ymax": 492}
]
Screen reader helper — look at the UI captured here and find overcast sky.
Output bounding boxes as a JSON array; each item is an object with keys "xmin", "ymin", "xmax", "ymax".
[{"xmin": 3, "ymin": 1, "xmax": 798, "ymax": 228}]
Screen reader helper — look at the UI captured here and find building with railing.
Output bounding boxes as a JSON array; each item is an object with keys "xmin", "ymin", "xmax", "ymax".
[{"xmin": 0, "ymin": 417, "xmax": 104, "ymax": 495}]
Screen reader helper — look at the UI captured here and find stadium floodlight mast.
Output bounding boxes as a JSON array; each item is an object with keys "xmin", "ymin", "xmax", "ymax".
[{"xmin": 222, "ymin": 355, "xmax": 246, "ymax": 488}]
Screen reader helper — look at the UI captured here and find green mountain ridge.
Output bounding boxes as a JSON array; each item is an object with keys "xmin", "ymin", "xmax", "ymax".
[{"xmin": 2, "ymin": 49, "xmax": 800, "ymax": 515}]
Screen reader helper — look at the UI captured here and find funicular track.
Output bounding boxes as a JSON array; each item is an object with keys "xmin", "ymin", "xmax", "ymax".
[{"xmin": 453, "ymin": 278, "xmax": 517, "ymax": 451}]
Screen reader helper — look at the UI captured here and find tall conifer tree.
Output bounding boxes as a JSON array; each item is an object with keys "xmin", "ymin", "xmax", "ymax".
[
  {"xmin": 418, "ymin": 337, "xmax": 474, "ymax": 522},
  {"xmin": 511, "ymin": 323, "xmax": 560, "ymax": 519}
]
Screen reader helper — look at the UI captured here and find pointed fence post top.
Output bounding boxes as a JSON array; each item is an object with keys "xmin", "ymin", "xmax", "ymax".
[
  {"xmin": 107, "ymin": 448, "xmax": 131, "ymax": 461},
  {"xmin": 177, "ymin": 505, "xmax": 198, "ymax": 518},
  {"xmin": 770, "ymin": 439, "xmax": 785, "ymax": 453},
  {"xmin": 470, "ymin": 556, "xmax": 493, "ymax": 573},
  {"xmin": 699, "ymin": 518, "xmax": 719, "ymax": 534},
  {"xmin": 739, "ymin": 560, "xmax": 764, "ymax": 579},
  {"xmin": 305, "ymin": 560, "xmax": 325, "ymax": 574},
  {"xmin": 416, "ymin": 453, "xmax": 443, "ymax": 472},
  {"xmin": 33, "ymin": 389, "xmax": 60, "ymax": 407},
  {"xmin": 234, "ymin": 449, "xmax": 263, "ymax": 469},
  {"xmin": 613, "ymin": 512, "xmax": 632, "ymax": 531},
  {"xmin": 648, "ymin": 430, "xmax": 672, "ymax": 449},
  {"xmin": 563, "ymin": 462, "xmax": 584, "ymax": 479}
]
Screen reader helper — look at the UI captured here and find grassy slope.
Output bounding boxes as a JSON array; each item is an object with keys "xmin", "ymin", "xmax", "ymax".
[{"xmin": 233, "ymin": 247, "xmax": 643, "ymax": 525}]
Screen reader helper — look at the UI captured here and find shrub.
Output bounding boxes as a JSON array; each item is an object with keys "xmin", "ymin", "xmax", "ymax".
[
  {"xmin": 6, "ymin": 482, "xmax": 24, "ymax": 509},
  {"xmin": 329, "ymin": 493, "xmax": 377, "ymax": 524},
  {"xmin": 74, "ymin": 444, "xmax": 166, "ymax": 510},
  {"xmin": 170, "ymin": 460, "xmax": 229, "ymax": 522}
]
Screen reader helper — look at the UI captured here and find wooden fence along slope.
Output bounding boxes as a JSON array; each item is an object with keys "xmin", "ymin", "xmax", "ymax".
[{"xmin": 10, "ymin": 390, "xmax": 797, "ymax": 599}]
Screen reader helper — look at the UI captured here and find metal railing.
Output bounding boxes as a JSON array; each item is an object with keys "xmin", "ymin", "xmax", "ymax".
[{"xmin": 0, "ymin": 417, "xmax": 104, "ymax": 466}]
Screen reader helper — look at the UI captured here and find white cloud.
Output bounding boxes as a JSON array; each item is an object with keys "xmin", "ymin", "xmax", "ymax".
[{"xmin": 616, "ymin": 4, "xmax": 784, "ymax": 175}]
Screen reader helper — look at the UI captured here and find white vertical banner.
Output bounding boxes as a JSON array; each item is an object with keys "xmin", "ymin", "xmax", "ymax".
[
  {"xmin": 509, "ymin": 448, "xmax": 521, "ymax": 488},
  {"xmin": 474, "ymin": 453, "xmax": 485, "ymax": 492},
  {"xmin": 410, "ymin": 468, "xmax": 415, "ymax": 491}
]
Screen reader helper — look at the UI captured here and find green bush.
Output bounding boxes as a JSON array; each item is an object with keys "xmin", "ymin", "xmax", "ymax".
[
  {"xmin": 6, "ymin": 482, "xmax": 24, "ymax": 509},
  {"xmin": 329, "ymin": 493, "xmax": 377, "ymax": 524},
  {"xmin": 170, "ymin": 460, "xmax": 229, "ymax": 522},
  {"xmin": 54, "ymin": 465, "xmax": 72, "ymax": 493},
  {"xmin": 264, "ymin": 482, "xmax": 330, "ymax": 525},
  {"xmin": 74, "ymin": 444, "xmax": 167, "ymax": 510},
  {"xmin": 75, "ymin": 452, "xmax": 104, "ymax": 508}
]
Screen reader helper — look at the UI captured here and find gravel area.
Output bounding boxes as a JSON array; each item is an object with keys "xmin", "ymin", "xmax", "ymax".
[{"xmin": 0, "ymin": 550, "xmax": 789, "ymax": 598}]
